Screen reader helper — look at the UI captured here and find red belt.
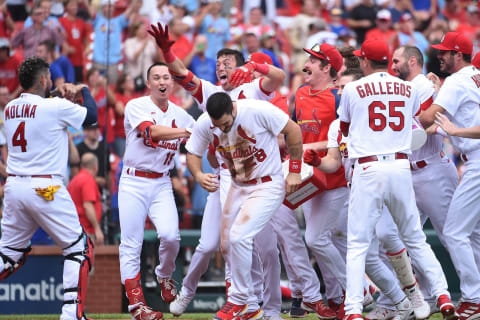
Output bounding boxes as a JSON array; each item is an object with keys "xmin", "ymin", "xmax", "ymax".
[
  {"xmin": 358, "ymin": 153, "xmax": 408, "ymax": 164},
  {"xmin": 410, "ymin": 160, "xmax": 427, "ymax": 170},
  {"xmin": 8, "ymin": 174, "xmax": 53, "ymax": 178},
  {"xmin": 126, "ymin": 168, "xmax": 166, "ymax": 179},
  {"xmin": 243, "ymin": 176, "xmax": 272, "ymax": 185},
  {"xmin": 461, "ymin": 154, "xmax": 468, "ymax": 162}
]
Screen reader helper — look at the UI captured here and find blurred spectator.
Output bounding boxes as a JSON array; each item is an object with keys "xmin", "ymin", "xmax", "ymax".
[
  {"xmin": 390, "ymin": 0, "xmax": 414, "ymax": 24},
  {"xmin": 197, "ymin": 0, "xmax": 230, "ymax": 61},
  {"xmin": 347, "ymin": 0, "xmax": 377, "ymax": 44},
  {"xmin": 50, "ymin": 0, "xmax": 64, "ymax": 17},
  {"xmin": 36, "ymin": 39, "xmax": 75, "ymax": 89},
  {"xmin": 170, "ymin": 0, "xmax": 198, "ymax": 13},
  {"xmin": 306, "ymin": 18, "xmax": 338, "ymax": 48},
  {"xmin": 441, "ymin": 0, "xmax": 467, "ymax": 30},
  {"xmin": 455, "ymin": 5, "xmax": 480, "ymax": 39},
  {"xmin": 242, "ymin": 32, "xmax": 281, "ymax": 68},
  {"xmin": 59, "ymin": 0, "xmax": 90, "ymax": 83},
  {"xmin": 168, "ymin": 17, "xmax": 194, "ymax": 65},
  {"xmin": 0, "ymin": 1, "xmax": 14, "ymax": 37},
  {"xmin": 76, "ymin": 123, "xmax": 112, "ymax": 193},
  {"xmin": 0, "ymin": 38, "xmax": 21, "ymax": 98},
  {"xmin": 172, "ymin": 1, "xmax": 195, "ymax": 42},
  {"xmin": 11, "ymin": 5, "xmax": 63, "ymax": 58},
  {"xmin": 233, "ymin": 7, "xmax": 273, "ymax": 43},
  {"xmin": 148, "ymin": 0, "xmax": 175, "ymax": 27},
  {"xmin": 397, "ymin": 12, "xmax": 429, "ymax": 57},
  {"xmin": 365, "ymin": 9, "xmax": 399, "ymax": 51},
  {"xmin": 329, "ymin": 8, "xmax": 349, "ymax": 36},
  {"xmin": 424, "ymin": 18, "xmax": 448, "ymax": 43},
  {"xmin": 92, "ymin": 0, "xmax": 139, "ymax": 83},
  {"xmin": 86, "ymin": 67, "xmax": 116, "ymax": 146},
  {"xmin": 243, "ymin": 0, "xmax": 277, "ymax": 24},
  {"xmin": 113, "ymin": 73, "xmax": 136, "ymax": 157},
  {"xmin": 184, "ymin": 152, "xmax": 213, "ymax": 229},
  {"xmin": 287, "ymin": 0, "xmax": 321, "ymax": 91},
  {"xmin": 411, "ymin": 0, "xmax": 437, "ymax": 30},
  {"xmin": 6, "ymin": 0, "xmax": 27, "ymax": 22},
  {"xmin": 124, "ymin": 21, "xmax": 160, "ymax": 91},
  {"xmin": 188, "ymin": 34, "xmax": 217, "ymax": 84},
  {"xmin": 68, "ymin": 152, "xmax": 104, "ymax": 245},
  {"xmin": 24, "ymin": 0, "xmax": 63, "ymax": 34}
]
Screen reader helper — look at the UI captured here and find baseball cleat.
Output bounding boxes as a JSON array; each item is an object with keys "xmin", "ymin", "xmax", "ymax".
[
  {"xmin": 404, "ymin": 284, "xmax": 430, "ymax": 319},
  {"xmin": 236, "ymin": 308, "xmax": 264, "ymax": 320},
  {"xmin": 158, "ymin": 277, "xmax": 177, "ymax": 303},
  {"xmin": 290, "ymin": 298, "xmax": 308, "ymax": 318},
  {"xmin": 302, "ymin": 299, "xmax": 337, "ymax": 319},
  {"xmin": 169, "ymin": 291, "xmax": 192, "ymax": 316},
  {"xmin": 365, "ymin": 306, "xmax": 398, "ymax": 320},
  {"xmin": 344, "ymin": 313, "xmax": 364, "ymax": 320},
  {"xmin": 213, "ymin": 302, "xmax": 247, "ymax": 320},
  {"xmin": 393, "ymin": 297, "xmax": 414, "ymax": 320},
  {"xmin": 328, "ymin": 299, "xmax": 342, "ymax": 314},
  {"xmin": 130, "ymin": 304, "xmax": 164, "ymax": 320},
  {"xmin": 438, "ymin": 294, "xmax": 459, "ymax": 320},
  {"xmin": 428, "ymin": 301, "xmax": 441, "ymax": 316},
  {"xmin": 456, "ymin": 302, "xmax": 480, "ymax": 320}
]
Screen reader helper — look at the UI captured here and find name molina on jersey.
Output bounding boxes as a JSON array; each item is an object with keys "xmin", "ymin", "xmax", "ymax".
[
  {"xmin": 4, "ymin": 104, "xmax": 37, "ymax": 120},
  {"xmin": 356, "ymin": 82, "xmax": 412, "ymax": 98}
]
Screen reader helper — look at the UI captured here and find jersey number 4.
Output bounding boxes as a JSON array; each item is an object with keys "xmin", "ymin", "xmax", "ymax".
[
  {"xmin": 369, "ymin": 101, "xmax": 405, "ymax": 131},
  {"xmin": 12, "ymin": 121, "xmax": 27, "ymax": 152}
]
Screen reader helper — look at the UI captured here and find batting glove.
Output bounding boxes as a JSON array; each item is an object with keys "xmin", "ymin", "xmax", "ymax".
[
  {"xmin": 303, "ymin": 149, "xmax": 322, "ymax": 167},
  {"xmin": 229, "ymin": 61, "xmax": 257, "ymax": 87},
  {"xmin": 148, "ymin": 23, "xmax": 176, "ymax": 63}
]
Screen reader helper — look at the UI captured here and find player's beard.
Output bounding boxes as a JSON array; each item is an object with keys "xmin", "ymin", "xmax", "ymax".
[{"xmin": 396, "ymin": 64, "xmax": 410, "ymax": 81}]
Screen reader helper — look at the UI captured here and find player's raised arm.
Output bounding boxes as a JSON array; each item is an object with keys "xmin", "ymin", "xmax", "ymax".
[
  {"xmin": 229, "ymin": 59, "xmax": 285, "ymax": 92},
  {"xmin": 281, "ymin": 119, "xmax": 303, "ymax": 194},
  {"xmin": 148, "ymin": 23, "xmax": 202, "ymax": 95},
  {"xmin": 54, "ymin": 83, "xmax": 98, "ymax": 127},
  {"xmin": 435, "ymin": 112, "xmax": 480, "ymax": 138}
]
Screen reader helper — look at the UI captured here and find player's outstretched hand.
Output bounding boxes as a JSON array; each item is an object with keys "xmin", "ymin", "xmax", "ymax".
[
  {"xmin": 285, "ymin": 172, "xmax": 301, "ymax": 195},
  {"xmin": 435, "ymin": 112, "xmax": 458, "ymax": 136},
  {"xmin": 426, "ymin": 72, "xmax": 441, "ymax": 92},
  {"xmin": 196, "ymin": 172, "xmax": 219, "ymax": 192},
  {"xmin": 229, "ymin": 62, "xmax": 255, "ymax": 87},
  {"xmin": 148, "ymin": 23, "xmax": 175, "ymax": 54},
  {"xmin": 303, "ymin": 149, "xmax": 322, "ymax": 167}
]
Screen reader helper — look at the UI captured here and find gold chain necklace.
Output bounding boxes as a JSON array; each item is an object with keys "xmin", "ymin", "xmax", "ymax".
[{"xmin": 309, "ymin": 84, "xmax": 334, "ymax": 96}]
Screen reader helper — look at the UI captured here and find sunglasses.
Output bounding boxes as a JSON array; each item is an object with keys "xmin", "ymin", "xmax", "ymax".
[{"xmin": 310, "ymin": 44, "xmax": 328, "ymax": 60}]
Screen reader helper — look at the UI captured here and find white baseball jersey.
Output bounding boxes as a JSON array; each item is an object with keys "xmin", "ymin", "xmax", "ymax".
[
  {"xmin": 186, "ymin": 99, "xmax": 288, "ymax": 183},
  {"xmin": 410, "ymin": 74, "xmax": 443, "ymax": 161},
  {"xmin": 327, "ymin": 119, "xmax": 354, "ymax": 182},
  {"xmin": 4, "ymin": 93, "xmax": 86, "ymax": 176},
  {"xmin": 196, "ymin": 78, "xmax": 274, "ymax": 112},
  {"xmin": 123, "ymin": 96, "xmax": 195, "ymax": 172},
  {"xmin": 434, "ymin": 66, "xmax": 480, "ymax": 154},
  {"xmin": 338, "ymin": 72, "xmax": 420, "ymax": 158}
]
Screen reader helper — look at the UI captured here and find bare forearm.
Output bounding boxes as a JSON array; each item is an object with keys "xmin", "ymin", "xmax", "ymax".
[
  {"xmin": 187, "ymin": 152, "xmax": 204, "ymax": 179},
  {"xmin": 318, "ymin": 152, "xmax": 341, "ymax": 173},
  {"xmin": 150, "ymin": 125, "xmax": 190, "ymax": 141},
  {"xmin": 303, "ymin": 141, "xmax": 328, "ymax": 151},
  {"xmin": 83, "ymin": 201, "xmax": 100, "ymax": 229},
  {"xmin": 450, "ymin": 126, "xmax": 480, "ymax": 139},
  {"xmin": 283, "ymin": 120, "xmax": 303, "ymax": 160},
  {"xmin": 260, "ymin": 65, "xmax": 286, "ymax": 93}
]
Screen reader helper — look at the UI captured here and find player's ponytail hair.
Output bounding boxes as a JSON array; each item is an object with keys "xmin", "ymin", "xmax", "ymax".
[
  {"xmin": 206, "ymin": 92, "xmax": 233, "ymax": 120},
  {"xmin": 18, "ymin": 57, "xmax": 50, "ymax": 91}
]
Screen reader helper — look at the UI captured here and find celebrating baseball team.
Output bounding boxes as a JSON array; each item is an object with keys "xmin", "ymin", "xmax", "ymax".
[{"xmin": 0, "ymin": 14, "xmax": 480, "ymax": 320}]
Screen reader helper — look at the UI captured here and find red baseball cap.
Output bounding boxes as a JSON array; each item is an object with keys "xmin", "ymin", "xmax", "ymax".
[
  {"xmin": 431, "ymin": 32, "xmax": 473, "ymax": 55},
  {"xmin": 249, "ymin": 52, "xmax": 273, "ymax": 65},
  {"xmin": 473, "ymin": 52, "xmax": 480, "ymax": 68},
  {"xmin": 353, "ymin": 39, "xmax": 390, "ymax": 62},
  {"xmin": 303, "ymin": 43, "xmax": 343, "ymax": 72}
]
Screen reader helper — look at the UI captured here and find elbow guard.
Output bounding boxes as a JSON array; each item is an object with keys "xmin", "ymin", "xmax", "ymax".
[{"xmin": 171, "ymin": 70, "xmax": 197, "ymax": 92}]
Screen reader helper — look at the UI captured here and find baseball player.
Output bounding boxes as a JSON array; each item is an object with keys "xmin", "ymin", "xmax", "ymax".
[
  {"xmin": 419, "ymin": 32, "xmax": 480, "ymax": 320},
  {"xmin": 390, "ymin": 44, "xmax": 459, "ymax": 315},
  {"xmin": 293, "ymin": 43, "xmax": 351, "ymax": 313},
  {"xmin": 185, "ymin": 92, "xmax": 303, "ymax": 320},
  {"xmin": 338, "ymin": 38, "xmax": 457, "ymax": 320},
  {"xmin": 148, "ymin": 24, "xmax": 294, "ymax": 319},
  {"xmin": 306, "ymin": 69, "xmax": 426, "ymax": 320},
  {"xmin": 119, "ymin": 62, "xmax": 194, "ymax": 320},
  {"xmin": 0, "ymin": 57, "xmax": 97, "ymax": 320}
]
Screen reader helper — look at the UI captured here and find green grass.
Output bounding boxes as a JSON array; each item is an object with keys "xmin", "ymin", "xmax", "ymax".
[{"xmin": 0, "ymin": 313, "xmax": 445, "ymax": 320}]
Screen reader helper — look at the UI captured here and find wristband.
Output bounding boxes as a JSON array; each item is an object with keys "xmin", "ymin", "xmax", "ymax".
[
  {"xmin": 289, "ymin": 160, "xmax": 301, "ymax": 173},
  {"xmin": 255, "ymin": 62, "xmax": 270, "ymax": 75}
]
